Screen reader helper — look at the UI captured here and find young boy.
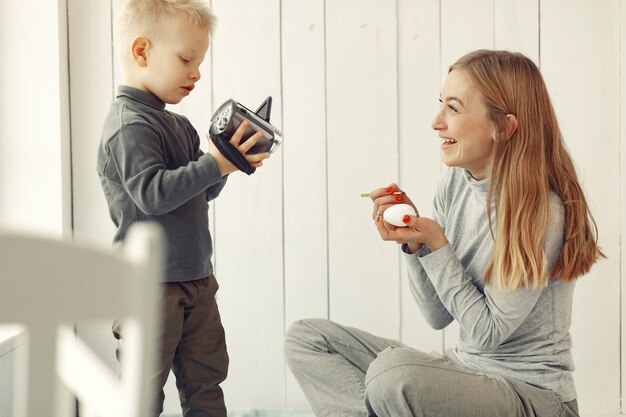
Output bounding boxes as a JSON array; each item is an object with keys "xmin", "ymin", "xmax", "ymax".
[{"xmin": 97, "ymin": 1, "xmax": 270, "ymax": 415}]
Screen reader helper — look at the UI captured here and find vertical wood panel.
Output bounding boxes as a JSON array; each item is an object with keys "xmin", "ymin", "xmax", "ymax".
[
  {"xmin": 66, "ymin": 0, "xmax": 123, "ymax": 391},
  {"xmin": 619, "ymin": 0, "xmax": 626, "ymax": 414},
  {"xmin": 494, "ymin": 0, "xmax": 539, "ymax": 62},
  {"xmin": 439, "ymin": 0, "xmax": 494, "ymax": 350},
  {"xmin": 397, "ymin": 0, "xmax": 444, "ymax": 353},
  {"xmin": 69, "ymin": 0, "xmax": 115, "ymax": 245},
  {"xmin": 281, "ymin": 0, "xmax": 328, "ymax": 407},
  {"xmin": 325, "ymin": 0, "xmax": 400, "ymax": 338},
  {"xmin": 541, "ymin": 1, "xmax": 621, "ymax": 414},
  {"xmin": 59, "ymin": 0, "xmax": 72, "ymax": 238},
  {"xmin": 0, "ymin": 0, "xmax": 66, "ymax": 236},
  {"xmin": 440, "ymin": 0, "xmax": 494, "ymax": 78},
  {"xmin": 210, "ymin": 0, "xmax": 285, "ymax": 408}
]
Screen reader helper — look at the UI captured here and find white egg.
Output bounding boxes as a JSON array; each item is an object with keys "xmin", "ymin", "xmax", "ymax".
[{"xmin": 383, "ymin": 203, "xmax": 417, "ymax": 227}]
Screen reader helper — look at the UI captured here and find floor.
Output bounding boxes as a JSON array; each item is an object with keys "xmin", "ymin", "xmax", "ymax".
[{"xmin": 162, "ymin": 409, "xmax": 315, "ymax": 417}]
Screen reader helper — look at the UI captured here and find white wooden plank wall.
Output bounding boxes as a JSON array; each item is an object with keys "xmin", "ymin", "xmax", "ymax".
[
  {"xmin": 325, "ymin": 0, "xmax": 400, "ymax": 339},
  {"xmin": 210, "ymin": 0, "xmax": 286, "ymax": 408},
  {"xmin": 64, "ymin": 0, "xmax": 625, "ymax": 415},
  {"xmin": 621, "ymin": 1, "xmax": 626, "ymax": 415},
  {"xmin": 397, "ymin": 0, "xmax": 442, "ymax": 354},
  {"xmin": 281, "ymin": 0, "xmax": 328, "ymax": 406},
  {"xmin": 0, "ymin": 0, "xmax": 68, "ymax": 236},
  {"xmin": 438, "ymin": 0, "xmax": 493, "ymax": 351},
  {"xmin": 68, "ymin": 0, "xmax": 115, "ymax": 243},
  {"xmin": 540, "ymin": 2, "xmax": 622, "ymax": 415}
]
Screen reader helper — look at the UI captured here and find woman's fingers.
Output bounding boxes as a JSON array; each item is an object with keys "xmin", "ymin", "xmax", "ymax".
[{"xmin": 370, "ymin": 184, "xmax": 410, "ymax": 220}]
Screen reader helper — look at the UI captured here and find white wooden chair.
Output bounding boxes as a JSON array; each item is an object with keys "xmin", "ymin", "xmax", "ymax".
[{"xmin": 0, "ymin": 223, "xmax": 164, "ymax": 417}]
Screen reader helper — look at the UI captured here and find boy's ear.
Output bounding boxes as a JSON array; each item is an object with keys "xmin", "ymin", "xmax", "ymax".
[{"xmin": 130, "ymin": 36, "xmax": 150, "ymax": 67}]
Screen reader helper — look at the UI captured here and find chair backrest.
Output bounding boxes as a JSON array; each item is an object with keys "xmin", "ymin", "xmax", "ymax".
[{"xmin": 0, "ymin": 223, "xmax": 163, "ymax": 417}]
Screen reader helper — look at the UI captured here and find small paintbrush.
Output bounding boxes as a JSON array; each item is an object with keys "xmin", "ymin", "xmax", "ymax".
[{"xmin": 360, "ymin": 191, "xmax": 405, "ymax": 197}]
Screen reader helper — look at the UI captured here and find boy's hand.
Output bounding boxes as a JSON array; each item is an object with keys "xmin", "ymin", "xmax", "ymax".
[{"xmin": 208, "ymin": 120, "xmax": 271, "ymax": 176}]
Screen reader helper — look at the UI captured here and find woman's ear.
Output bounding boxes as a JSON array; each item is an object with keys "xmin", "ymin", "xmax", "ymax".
[
  {"xmin": 503, "ymin": 114, "xmax": 518, "ymax": 140},
  {"xmin": 130, "ymin": 36, "xmax": 150, "ymax": 67}
]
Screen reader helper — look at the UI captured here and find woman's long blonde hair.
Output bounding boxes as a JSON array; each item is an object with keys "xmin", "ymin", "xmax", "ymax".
[{"xmin": 450, "ymin": 50, "xmax": 604, "ymax": 290}]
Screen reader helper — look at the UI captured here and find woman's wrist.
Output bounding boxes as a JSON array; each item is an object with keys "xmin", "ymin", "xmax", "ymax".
[
  {"xmin": 427, "ymin": 237, "xmax": 448, "ymax": 252},
  {"xmin": 404, "ymin": 242, "xmax": 423, "ymax": 254}
]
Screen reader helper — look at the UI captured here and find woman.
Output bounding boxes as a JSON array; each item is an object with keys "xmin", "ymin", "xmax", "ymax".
[{"xmin": 284, "ymin": 50, "xmax": 604, "ymax": 417}]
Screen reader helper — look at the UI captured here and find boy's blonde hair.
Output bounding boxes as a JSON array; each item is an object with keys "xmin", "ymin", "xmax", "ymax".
[{"xmin": 116, "ymin": 0, "xmax": 216, "ymax": 47}]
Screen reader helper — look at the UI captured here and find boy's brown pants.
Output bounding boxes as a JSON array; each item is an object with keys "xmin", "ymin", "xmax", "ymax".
[{"xmin": 114, "ymin": 275, "xmax": 229, "ymax": 417}]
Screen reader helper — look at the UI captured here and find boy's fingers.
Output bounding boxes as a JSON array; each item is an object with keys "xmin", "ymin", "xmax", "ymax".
[
  {"xmin": 230, "ymin": 121, "xmax": 250, "ymax": 146},
  {"xmin": 238, "ymin": 131, "xmax": 264, "ymax": 153},
  {"xmin": 245, "ymin": 152, "xmax": 270, "ymax": 166}
]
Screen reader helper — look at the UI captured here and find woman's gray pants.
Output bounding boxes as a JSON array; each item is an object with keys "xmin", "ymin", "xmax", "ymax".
[{"xmin": 284, "ymin": 318, "xmax": 579, "ymax": 417}]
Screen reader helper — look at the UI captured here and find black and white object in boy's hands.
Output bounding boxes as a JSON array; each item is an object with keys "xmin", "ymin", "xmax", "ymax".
[
  {"xmin": 209, "ymin": 96, "xmax": 283, "ymax": 175},
  {"xmin": 383, "ymin": 203, "xmax": 417, "ymax": 227}
]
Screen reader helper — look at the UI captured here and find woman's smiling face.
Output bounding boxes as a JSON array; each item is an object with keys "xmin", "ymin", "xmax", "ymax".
[{"xmin": 431, "ymin": 69, "xmax": 496, "ymax": 180}]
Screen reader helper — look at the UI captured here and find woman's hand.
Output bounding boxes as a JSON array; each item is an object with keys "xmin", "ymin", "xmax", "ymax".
[
  {"xmin": 368, "ymin": 183, "xmax": 447, "ymax": 254},
  {"xmin": 375, "ymin": 214, "xmax": 447, "ymax": 254},
  {"xmin": 368, "ymin": 183, "xmax": 418, "ymax": 221}
]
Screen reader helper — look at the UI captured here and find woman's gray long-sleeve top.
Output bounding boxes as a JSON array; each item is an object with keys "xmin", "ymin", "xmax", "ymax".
[{"xmin": 404, "ymin": 167, "xmax": 576, "ymax": 402}]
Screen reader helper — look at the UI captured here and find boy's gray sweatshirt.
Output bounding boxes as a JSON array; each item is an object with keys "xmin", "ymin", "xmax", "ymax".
[
  {"xmin": 98, "ymin": 86, "xmax": 227, "ymax": 282},
  {"xmin": 404, "ymin": 167, "xmax": 576, "ymax": 402}
]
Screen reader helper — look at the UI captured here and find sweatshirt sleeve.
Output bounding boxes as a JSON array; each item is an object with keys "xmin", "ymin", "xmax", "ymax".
[
  {"xmin": 404, "ymin": 246, "xmax": 455, "ymax": 329},
  {"xmin": 418, "ymin": 196, "xmax": 565, "ymax": 351},
  {"xmin": 402, "ymin": 172, "xmax": 455, "ymax": 330},
  {"xmin": 107, "ymin": 121, "xmax": 225, "ymax": 215},
  {"xmin": 188, "ymin": 127, "xmax": 228, "ymax": 202},
  {"xmin": 206, "ymin": 176, "xmax": 228, "ymax": 202}
]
